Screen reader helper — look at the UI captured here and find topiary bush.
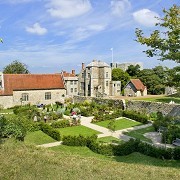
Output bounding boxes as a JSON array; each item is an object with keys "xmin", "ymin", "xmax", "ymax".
[{"xmin": 39, "ymin": 122, "xmax": 61, "ymax": 141}]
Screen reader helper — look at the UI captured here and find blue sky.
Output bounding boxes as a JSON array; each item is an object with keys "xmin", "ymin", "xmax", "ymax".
[{"xmin": 0, "ymin": 0, "xmax": 179, "ymax": 73}]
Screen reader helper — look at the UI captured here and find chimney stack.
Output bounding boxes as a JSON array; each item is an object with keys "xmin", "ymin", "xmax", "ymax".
[
  {"xmin": 72, "ymin": 70, "xmax": 75, "ymax": 75},
  {"xmin": 82, "ymin": 63, "xmax": 85, "ymax": 70}
]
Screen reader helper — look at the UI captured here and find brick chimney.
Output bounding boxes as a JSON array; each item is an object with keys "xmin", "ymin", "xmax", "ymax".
[
  {"xmin": 72, "ymin": 70, "xmax": 75, "ymax": 75},
  {"xmin": 82, "ymin": 63, "xmax": 85, "ymax": 70}
]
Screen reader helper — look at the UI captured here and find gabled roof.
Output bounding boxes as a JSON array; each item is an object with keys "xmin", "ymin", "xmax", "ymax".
[
  {"xmin": 0, "ymin": 74, "xmax": 65, "ymax": 96},
  {"xmin": 129, "ymin": 79, "xmax": 146, "ymax": 91}
]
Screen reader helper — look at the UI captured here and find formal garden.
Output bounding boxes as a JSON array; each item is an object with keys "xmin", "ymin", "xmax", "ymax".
[{"xmin": 0, "ymin": 99, "xmax": 180, "ymax": 160}]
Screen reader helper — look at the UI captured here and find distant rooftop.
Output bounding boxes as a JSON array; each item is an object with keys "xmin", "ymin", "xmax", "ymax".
[{"xmin": 86, "ymin": 60, "xmax": 110, "ymax": 68}]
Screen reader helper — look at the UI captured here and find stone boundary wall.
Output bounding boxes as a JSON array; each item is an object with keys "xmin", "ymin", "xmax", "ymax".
[
  {"xmin": 73, "ymin": 96, "xmax": 180, "ymax": 117},
  {"xmin": 73, "ymin": 96, "xmax": 124, "ymax": 109},
  {"xmin": 126, "ymin": 100, "xmax": 180, "ymax": 117}
]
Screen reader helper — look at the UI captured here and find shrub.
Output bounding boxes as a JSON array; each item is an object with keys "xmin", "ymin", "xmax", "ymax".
[
  {"xmin": 51, "ymin": 120, "xmax": 70, "ymax": 128},
  {"xmin": 62, "ymin": 134, "xmax": 97, "ymax": 146},
  {"xmin": 39, "ymin": 123, "xmax": 61, "ymax": 141},
  {"xmin": 122, "ymin": 110, "xmax": 148, "ymax": 124}
]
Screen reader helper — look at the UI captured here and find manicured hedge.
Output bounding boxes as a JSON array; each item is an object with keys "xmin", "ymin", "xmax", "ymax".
[
  {"xmin": 39, "ymin": 123, "xmax": 61, "ymax": 141},
  {"xmin": 122, "ymin": 110, "xmax": 148, "ymax": 124},
  {"xmin": 62, "ymin": 134, "xmax": 180, "ymax": 160},
  {"xmin": 51, "ymin": 120, "xmax": 70, "ymax": 128}
]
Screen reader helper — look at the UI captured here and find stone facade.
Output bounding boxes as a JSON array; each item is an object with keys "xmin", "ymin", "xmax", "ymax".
[
  {"xmin": 0, "ymin": 89, "xmax": 66, "ymax": 108},
  {"xmin": 124, "ymin": 79, "xmax": 147, "ymax": 97},
  {"xmin": 110, "ymin": 62, "xmax": 143, "ymax": 71},
  {"xmin": 62, "ymin": 70, "xmax": 78, "ymax": 96},
  {"xmin": 73, "ymin": 96, "xmax": 180, "ymax": 117},
  {"xmin": 78, "ymin": 60, "xmax": 121, "ymax": 97}
]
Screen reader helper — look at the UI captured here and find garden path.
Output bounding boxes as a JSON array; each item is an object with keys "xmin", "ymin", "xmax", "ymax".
[{"xmin": 38, "ymin": 116, "xmax": 174, "ymax": 149}]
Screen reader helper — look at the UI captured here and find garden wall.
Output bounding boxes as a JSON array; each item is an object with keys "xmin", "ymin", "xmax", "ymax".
[{"xmin": 73, "ymin": 96, "xmax": 180, "ymax": 117}]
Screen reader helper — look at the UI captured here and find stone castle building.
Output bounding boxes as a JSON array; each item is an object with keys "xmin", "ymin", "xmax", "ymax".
[
  {"xmin": 78, "ymin": 60, "xmax": 121, "ymax": 97},
  {"xmin": 110, "ymin": 62, "xmax": 143, "ymax": 71}
]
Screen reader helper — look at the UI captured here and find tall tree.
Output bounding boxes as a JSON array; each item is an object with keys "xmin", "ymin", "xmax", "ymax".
[
  {"xmin": 112, "ymin": 68, "xmax": 130, "ymax": 89},
  {"xmin": 126, "ymin": 64, "xmax": 140, "ymax": 77},
  {"xmin": 135, "ymin": 5, "xmax": 180, "ymax": 63},
  {"xmin": 3, "ymin": 60, "xmax": 30, "ymax": 74}
]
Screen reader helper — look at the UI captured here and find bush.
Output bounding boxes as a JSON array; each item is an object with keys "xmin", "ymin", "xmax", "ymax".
[
  {"xmin": 62, "ymin": 134, "xmax": 97, "ymax": 146},
  {"xmin": 122, "ymin": 110, "xmax": 148, "ymax": 124},
  {"xmin": 51, "ymin": 120, "xmax": 70, "ymax": 128},
  {"xmin": 39, "ymin": 123, "xmax": 61, "ymax": 141}
]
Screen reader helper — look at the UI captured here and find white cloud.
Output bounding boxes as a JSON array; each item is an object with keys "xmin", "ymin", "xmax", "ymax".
[
  {"xmin": 71, "ymin": 24, "xmax": 106, "ymax": 41},
  {"xmin": 26, "ymin": 23, "xmax": 47, "ymax": 35},
  {"xmin": 46, "ymin": 0, "xmax": 92, "ymax": 19},
  {"xmin": 133, "ymin": 9, "xmax": 160, "ymax": 27},
  {"xmin": 111, "ymin": 0, "xmax": 131, "ymax": 17}
]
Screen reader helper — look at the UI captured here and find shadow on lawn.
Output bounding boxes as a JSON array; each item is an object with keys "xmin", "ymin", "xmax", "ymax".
[{"xmin": 113, "ymin": 152, "xmax": 180, "ymax": 169}]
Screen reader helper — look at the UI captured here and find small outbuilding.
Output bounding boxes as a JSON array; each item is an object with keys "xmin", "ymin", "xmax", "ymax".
[{"xmin": 124, "ymin": 79, "xmax": 147, "ymax": 97}]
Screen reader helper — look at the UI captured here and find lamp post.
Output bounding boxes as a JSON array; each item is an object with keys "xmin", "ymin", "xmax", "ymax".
[{"xmin": 110, "ymin": 48, "xmax": 114, "ymax": 63}]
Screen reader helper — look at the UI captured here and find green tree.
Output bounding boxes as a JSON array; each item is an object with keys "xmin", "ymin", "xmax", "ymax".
[
  {"xmin": 138, "ymin": 69, "xmax": 165, "ymax": 94},
  {"xmin": 3, "ymin": 60, "xmax": 30, "ymax": 74},
  {"xmin": 135, "ymin": 5, "xmax": 180, "ymax": 63},
  {"xmin": 112, "ymin": 68, "xmax": 130, "ymax": 89},
  {"xmin": 126, "ymin": 64, "xmax": 140, "ymax": 77}
]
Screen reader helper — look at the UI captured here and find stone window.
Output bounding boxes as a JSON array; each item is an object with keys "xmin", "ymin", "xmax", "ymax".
[
  {"xmin": 114, "ymin": 84, "xmax": 116, "ymax": 87},
  {"xmin": 106, "ymin": 81, "xmax": 108, "ymax": 86},
  {"xmin": 88, "ymin": 73, "xmax": 90, "ymax": 78},
  {"xmin": 75, "ymin": 88, "xmax": 77, "ymax": 92},
  {"xmin": 74, "ymin": 81, "xmax": 77, "ymax": 85},
  {"xmin": 70, "ymin": 81, "xmax": 73, "ymax": 85},
  {"xmin": 0, "ymin": 80, "xmax": 2, "ymax": 88},
  {"xmin": 22, "ymin": 93, "xmax": 29, "ymax": 101},
  {"xmin": 71, "ymin": 88, "xmax": 73, "ymax": 93},
  {"xmin": 117, "ymin": 84, "xmax": 120, "ymax": 86},
  {"xmin": 106, "ymin": 72, "xmax": 108, "ymax": 78},
  {"xmin": 82, "ymin": 73, "xmax": 84, "ymax": 78},
  {"xmin": 45, "ymin": 92, "xmax": 51, "ymax": 100}
]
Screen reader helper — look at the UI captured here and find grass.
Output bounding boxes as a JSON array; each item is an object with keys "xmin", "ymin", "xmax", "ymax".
[
  {"xmin": 0, "ymin": 139, "xmax": 180, "ymax": 180},
  {"xmin": 97, "ymin": 136, "xmax": 122, "ymax": 144},
  {"xmin": 0, "ymin": 108, "xmax": 13, "ymax": 113},
  {"xmin": 124, "ymin": 126, "xmax": 155, "ymax": 143},
  {"xmin": 24, "ymin": 130, "xmax": 57, "ymax": 145},
  {"xmin": 58, "ymin": 125, "xmax": 101, "ymax": 137},
  {"xmin": 134, "ymin": 96, "xmax": 180, "ymax": 104},
  {"xmin": 95, "ymin": 118, "xmax": 142, "ymax": 130}
]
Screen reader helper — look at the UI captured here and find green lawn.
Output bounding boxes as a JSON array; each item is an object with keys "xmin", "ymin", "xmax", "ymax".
[
  {"xmin": 58, "ymin": 125, "xmax": 101, "ymax": 137},
  {"xmin": 24, "ymin": 130, "xmax": 56, "ymax": 145},
  {"xmin": 0, "ymin": 109, "xmax": 13, "ymax": 114},
  {"xmin": 50, "ymin": 145, "xmax": 107, "ymax": 159},
  {"xmin": 98, "ymin": 136, "xmax": 122, "ymax": 144},
  {"xmin": 1, "ymin": 140, "xmax": 180, "ymax": 180},
  {"xmin": 124, "ymin": 126, "xmax": 155, "ymax": 143},
  {"xmin": 95, "ymin": 118, "xmax": 142, "ymax": 130},
  {"xmin": 134, "ymin": 96, "xmax": 180, "ymax": 104}
]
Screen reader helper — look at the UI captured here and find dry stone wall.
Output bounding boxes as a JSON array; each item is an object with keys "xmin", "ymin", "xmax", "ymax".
[{"xmin": 73, "ymin": 96, "xmax": 180, "ymax": 117}]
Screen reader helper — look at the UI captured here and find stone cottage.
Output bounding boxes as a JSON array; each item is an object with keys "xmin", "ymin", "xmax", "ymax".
[
  {"xmin": 124, "ymin": 79, "xmax": 147, "ymax": 97},
  {"xmin": 78, "ymin": 60, "xmax": 121, "ymax": 97},
  {"xmin": 61, "ymin": 70, "xmax": 78, "ymax": 96},
  {"xmin": 0, "ymin": 73, "xmax": 66, "ymax": 108}
]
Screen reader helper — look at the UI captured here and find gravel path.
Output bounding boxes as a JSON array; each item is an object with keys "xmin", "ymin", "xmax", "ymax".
[{"xmin": 38, "ymin": 116, "xmax": 173, "ymax": 149}]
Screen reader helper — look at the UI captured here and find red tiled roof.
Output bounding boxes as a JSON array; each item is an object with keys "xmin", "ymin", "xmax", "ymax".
[
  {"xmin": 0, "ymin": 74, "xmax": 65, "ymax": 96},
  {"xmin": 130, "ymin": 79, "xmax": 146, "ymax": 91}
]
